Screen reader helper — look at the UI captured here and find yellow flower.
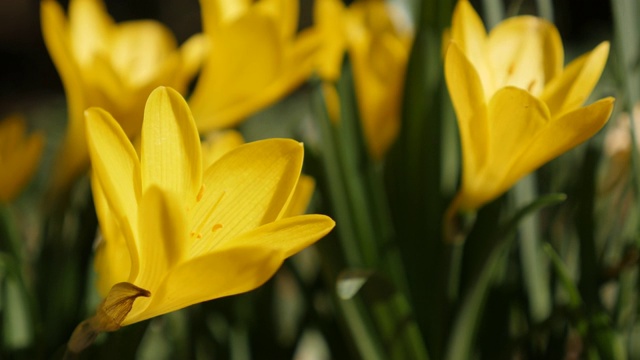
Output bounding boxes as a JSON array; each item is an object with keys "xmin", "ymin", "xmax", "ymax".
[
  {"xmin": 189, "ymin": 0, "xmax": 319, "ymax": 132},
  {"xmin": 445, "ymin": 0, "xmax": 614, "ymax": 213},
  {"xmin": 314, "ymin": 0, "xmax": 412, "ymax": 159},
  {"xmin": 85, "ymin": 87, "xmax": 334, "ymax": 326},
  {"xmin": 41, "ymin": 0, "xmax": 205, "ymax": 192},
  {"xmin": 0, "ymin": 115, "xmax": 44, "ymax": 202}
]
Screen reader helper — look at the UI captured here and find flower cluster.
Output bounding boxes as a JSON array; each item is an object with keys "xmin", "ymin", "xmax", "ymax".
[{"xmin": 2, "ymin": 0, "xmax": 629, "ymax": 358}]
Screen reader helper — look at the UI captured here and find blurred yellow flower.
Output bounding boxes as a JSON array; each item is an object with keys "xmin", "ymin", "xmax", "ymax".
[
  {"xmin": 85, "ymin": 87, "xmax": 334, "ymax": 327},
  {"xmin": 314, "ymin": 0, "xmax": 412, "ymax": 159},
  {"xmin": 41, "ymin": 0, "xmax": 205, "ymax": 192},
  {"xmin": 189, "ymin": 0, "xmax": 319, "ymax": 132},
  {"xmin": 0, "ymin": 116, "xmax": 44, "ymax": 203},
  {"xmin": 445, "ymin": 0, "xmax": 614, "ymax": 213}
]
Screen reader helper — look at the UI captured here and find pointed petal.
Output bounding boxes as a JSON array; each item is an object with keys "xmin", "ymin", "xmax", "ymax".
[
  {"xmin": 188, "ymin": 139, "xmax": 303, "ymax": 257},
  {"xmin": 280, "ymin": 175, "xmax": 316, "ymax": 218},
  {"xmin": 123, "ymin": 244, "xmax": 282, "ymax": 325},
  {"xmin": 216, "ymin": 214, "xmax": 335, "ymax": 258},
  {"xmin": 509, "ymin": 97, "xmax": 614, "ymax": 180},
  {"xmin": 486, "ymin": 86, "xmax": 550, "ymax": 176},
  {"xmin": 487, "ymin": 16, "xmax": 563, "ymax": 95},
  {"xmin": 457, "ymin": 87, "xmax": 551, "ymax": 210},
  {"xmin": 68, "ymin": 0, "xmax": 113, "ymax": 66},
  {"xmin": 541, "ymin": 41, "xmax": 610, "ymax": 118},
  {"xmin": 140, "ymin": 87, "xmax": 202, "ymax": 202},
  {"xmin": 42, "ymin": 0, "xmax": 90, "ymax": 191},
  {"xmin": 444, "ymin": 42, "xmax": 489, "ymax": 179},
  {"xmin": 91, "ymin": 175, "xmax": 132, "ymax": 296},
  {"xmin": 190, "ymin": 11, "xmax": 282, "ymax": 130},
  {"xmin": 85, "ymin": 107, "xmax": 141, "ymax": 228},
  {"xmin": 133, "ymin": 186, "xmax": 187, "ymax": 292},
  {"xmin": 450, "ymin": 0, "xmax": 493, "ymax": 94}
]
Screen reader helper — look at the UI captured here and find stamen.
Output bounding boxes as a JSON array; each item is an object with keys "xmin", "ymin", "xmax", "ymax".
[
  {"xmin": 191, "ymin": 190, "xmax": 226, "ymax": 239},
  {"xmin": 527, "ymin": 80, "xmax": 536, "ymax": 92},
  {"xmin": 212, "ymin": 224, "xmax": 223, "ymax": 232}
]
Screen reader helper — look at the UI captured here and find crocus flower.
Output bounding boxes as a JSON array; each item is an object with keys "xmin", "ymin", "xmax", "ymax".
[
  {"xmin": 83, "ymin": 86, "xmax": 334, "ymax": 332},
  {"xmin": 0, "ymin": 116, "xmax": 44, "ymax": 203},
  {"xmin": 41, "ymin": 0, "xmax": 205, "ymax": 193},
  {"xmin": 314, "ymin": 0, "xmax": 412, "ymax": 159},
  {"xmin": 189, "ymin": 0, "xmax": 319, "ymax": 132},
  {"xmin": 445, "ymin": 0, "xmax": 614, "ymax": 214}
]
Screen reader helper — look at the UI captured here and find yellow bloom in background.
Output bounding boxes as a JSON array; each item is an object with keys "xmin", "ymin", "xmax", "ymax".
[
  {"xmin": 314, "ymin": 0, "xmax": 412, "ymax": 159},
  {"xmin": 85, "ymin": 87, "xmax": 334, "ymax": 327},
  {"xmin": 0, "ymin": 116, "xmax": 44, "ymax": 203},
  {"xmin": 445, "ymin": 0, "xmax": 614, "ymax": 213},
  {"xmin": 41, "ymin": 0, "xmax": 205, "ymax": 193},
  {"xmin": 189, "ymin": 0, "xmax": 319, "ymax": 132}
]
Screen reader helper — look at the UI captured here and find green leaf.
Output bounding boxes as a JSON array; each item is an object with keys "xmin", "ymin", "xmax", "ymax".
[{"xmin": 543, "ymin": 243, "xmax": 583, "ymax": 310}]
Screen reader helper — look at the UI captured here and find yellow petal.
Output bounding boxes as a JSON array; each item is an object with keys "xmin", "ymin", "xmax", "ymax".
[
  {"xmin": 450, "ymin": 0, "xmax": 493, "ymax": 95},
  {"xmin": 487, "ymin": 16, "xmax": 563, "ymax": 95},
  {"xmin": 188, "ymin": 139, "xmax": 304, "ymax": 257},
  {"xmin": 541, "ymin": 41, "xmax": 610, "ymax": 118},
  {"xmin": 217, "ymin": 214, "xmax": 335, "ymax": 258},
  {"xmin": 110, "ymin": 21, "xmax": 177, "ymax": 86},
  {"xmin": 173, "ymin": 33, "xmax": 208, "ymax": 92},
  {"xmin": 480, "ymin": 87, "xmax": 550, "ymax": 199},
  {"xmin": 132, "ymin": 186, "xmax": 187, "ymax": 292},
  {"xmin": 123, "ymin": 244, "xmax": 282, "ymax": 325},
  {"xmin": 41, "ymin": 0, "xmax": 89, "ymax": 192},
  {"xmin": 141, "ymin": 87, "xmax": 202, "ymax": 203},
  {"xmin": 280, "ymin": 175, "xmax": 316, "ymax": 218},
  {"xmin": 201, "ymin": 129, "xmax": 245, "ymax": 170},
  {"xmin": 444, "ymin": 42, "xmax": 489, "ymax": 180},
  {"xmin": 509, "ymin": 97, "xmax": 614, "ymax": 180},
  {"xmin": 201, "ymin": 0, "xmax": 252, "ymax": 29},
  {"xmin": 85, "ymin": 107, "xmax": 141, "ymax": 227},
  {"xmin": 91, "ymin": 175, "xmax": 132, "ymax": 296},
  {"xmin": 0, "ymin": 117, "xmax": 44, "ymax": 202},
  {"xmin": 68, "ymin": 0, "xmax": 113, "ymax": 66},
  {"xmin": 190, "ymin": 10, "xmax": 282, "ymax": 130},
  {"xmin": 314, "ymin": 0, "xmax": 347, "ymax": 81},
  {"xmin": 257, "ymin": 0, "xmax": 299, "ymax": 40}
]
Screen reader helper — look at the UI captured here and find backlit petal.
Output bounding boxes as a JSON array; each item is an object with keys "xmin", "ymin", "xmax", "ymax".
[
  {"xmin": 509, "ymin": 97, "xmax": 614, "ymax": 180},
  {"xmin": 141, "ymin": 87, "xmax": 202, "ymax": 202},
  {"xmin": 123, "ymin": 244, "xmax": 283, "ymax": 325},
  {"xmin": 190, "ymin": 11, "xmax": 281, "ymax": 130},
  {"xmin": 280, "ymin": 175, "xmax": 316, "ymax": 218},
  {"xmin": 91, "ymin": 175, "xmax": 132, "ymax": 296},
  {"xmin": 541, "ymin": 41, "xmax": 610, "ymax": 118},
  {"xmin": 85, "ymin": 107, "xmax": 141, "ymax": 227},
  {"xmin": 450, "ymin": 0, "xmax": 493, "ymax": 94},
  {"xmin": 133, "ymin": 186, "xmax": 187, "ymax": 292},
  {"xmin": 110, "ymin": 21, "xmax": 177, "ymax": 86},
  {"xmin": 189, "ymin": 139, "xmax": 303, "ymax": 257},
  {"xmin": 216, "ymin": 214, "xmax": 335, "ymax": 258},
  {"xmin": 487, "ymin": 16, "xmax": 563, "ymax": 95},
  {"xmin": 444, "ymin": 42, "xmax": 489, "ymax": 179},
  {"xmin": 68, "ymin": 0, "xmax": 113, "ymax": 66}
]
